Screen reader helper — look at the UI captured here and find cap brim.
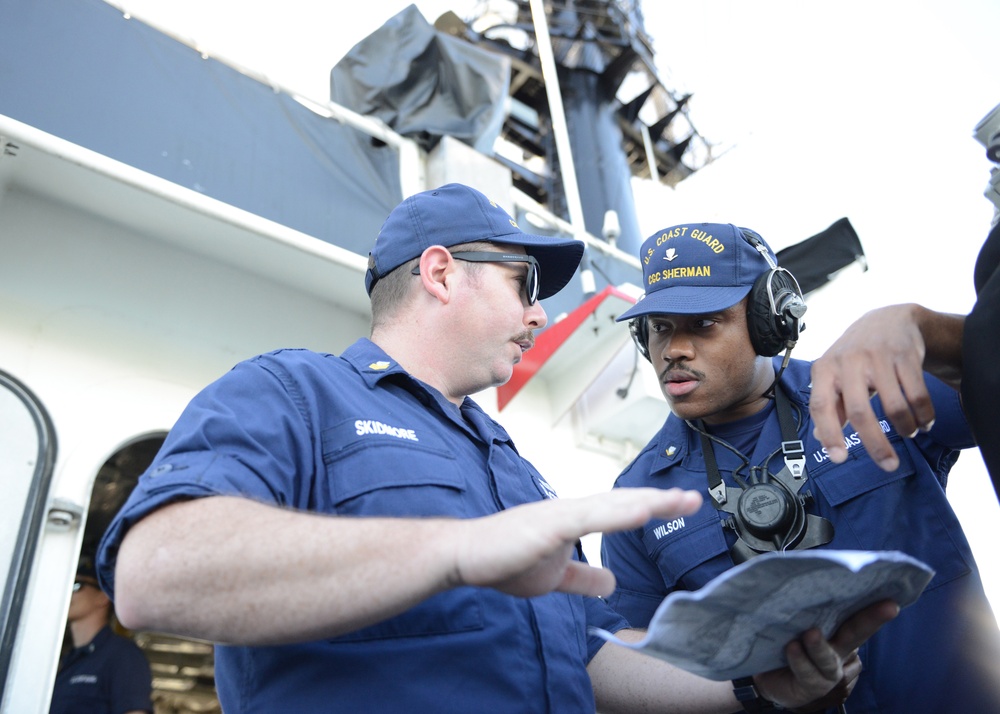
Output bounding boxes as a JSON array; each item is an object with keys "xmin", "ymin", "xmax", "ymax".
[
  {"xmin": 488, "ymin": 229, "xmax": 585, "ymax": 300},
  {"xmin": 616, "ymin": 284, "xmax": 754, "ymax": 322}
]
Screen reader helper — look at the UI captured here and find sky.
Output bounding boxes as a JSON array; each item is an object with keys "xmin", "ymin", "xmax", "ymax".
[{"xmin": 110, "ymin": 0, "xmax": 1000, "ymax": 608}]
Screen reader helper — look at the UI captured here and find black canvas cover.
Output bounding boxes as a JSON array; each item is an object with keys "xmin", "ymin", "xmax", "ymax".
[
  {"xmin": 777, "ymin": 218, "xmax": 867, "ymax": 295},
  {"xmin": 330, "ymin": 4, "xmax": 509, "ymax": 154}
]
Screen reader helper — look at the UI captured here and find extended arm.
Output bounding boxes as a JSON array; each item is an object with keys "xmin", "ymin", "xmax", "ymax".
[
  {"xmin": 588, "ymin": 600, "xmax": 898, "ymax": 713},
  {"xmin": 810, "ymin": 304, "xmax": 964, "ymax": 471},
  {"xmin": 112, "ymin": 488, "xmax": 702, "ymax": 645}
]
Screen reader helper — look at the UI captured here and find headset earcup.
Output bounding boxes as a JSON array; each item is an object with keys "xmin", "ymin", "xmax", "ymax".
[
  {"xmin": 747, "ymin": 269, "xmax": 801, "ymax": 356},
  {"xmin": 629, "ymin": 317, "xmax": 651, "ymax": 361}
]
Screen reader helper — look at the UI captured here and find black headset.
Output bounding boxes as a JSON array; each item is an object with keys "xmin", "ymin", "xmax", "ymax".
[
  {"xmin": 629, "ymin": 227, "xmax": 829, "ymax": 561},
  {"xmin": 629, "ymin": 228, "xmax": 807, "ymax": 361}
]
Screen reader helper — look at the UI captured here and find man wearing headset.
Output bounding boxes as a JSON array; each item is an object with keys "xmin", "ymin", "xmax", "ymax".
[{"xmin": 600, "ymin": 222, "xmax": 1000, "ymax": 713}]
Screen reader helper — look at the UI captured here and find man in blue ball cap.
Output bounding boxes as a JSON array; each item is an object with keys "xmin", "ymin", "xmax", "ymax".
[
  {"xmin": 602, "ymin": 221, "xmax": 1000, "ymax": 713},
  {"xmin": 97, "ymin": 190, "xmax": 891, "ymax": 713}
]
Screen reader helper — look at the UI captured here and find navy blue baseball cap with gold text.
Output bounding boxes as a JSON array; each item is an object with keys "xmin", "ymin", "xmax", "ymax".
[{"xmin": 616, "ymin": 222, "xmax": 777, "ymax": 321}]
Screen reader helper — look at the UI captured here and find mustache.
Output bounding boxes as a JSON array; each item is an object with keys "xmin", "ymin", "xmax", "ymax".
[
  {"xmin": 514, "ymin": 330, "xmax": 535, "ymax": 350},
  {"xmin": 658, "ymin": 360, "xmax": 705, "ymax": 382}
]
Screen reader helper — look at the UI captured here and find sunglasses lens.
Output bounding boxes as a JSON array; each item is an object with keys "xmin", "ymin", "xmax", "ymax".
[{"xmin": 528, "ymin": 263, "xmax": 540, "ymax": 305}]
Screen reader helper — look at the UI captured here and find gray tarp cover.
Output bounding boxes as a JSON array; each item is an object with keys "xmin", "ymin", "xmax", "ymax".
[{"xmin": 330, "ymin": 3, "xmax": 509, "ymax": 155}]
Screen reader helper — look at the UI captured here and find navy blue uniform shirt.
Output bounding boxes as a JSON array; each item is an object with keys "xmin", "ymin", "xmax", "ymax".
[
  {"xmin": 48, "ymin": 625, "xmax": 152, "ymax": 714},
  {"xmin": 602, "ymin": 357, "xmax": 1000, "ymax": 713},
  {"xmin": 98, "ymin": 340, "xmax": 628, "ymax": 713}
]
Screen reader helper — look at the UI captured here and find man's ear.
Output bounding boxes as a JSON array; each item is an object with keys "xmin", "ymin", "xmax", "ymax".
[{"xmin": 416, "ymin": 245, "xmax": 457, "ymax": 304}]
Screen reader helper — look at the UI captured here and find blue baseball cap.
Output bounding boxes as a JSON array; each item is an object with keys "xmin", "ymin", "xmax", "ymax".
[
  {"xmin": 76, "ymin": 553, "xmax": 97, "ymax": 580},
  {"xmin": 617, "ymin": 222, "xmax": 777, "ymax": 321},
  {"xmin": 365, "ymin": 183, "xmax": 585, "ymax": 299}
]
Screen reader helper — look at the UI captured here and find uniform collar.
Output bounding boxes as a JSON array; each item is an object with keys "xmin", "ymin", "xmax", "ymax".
[
  {"xmin": 65, "ymin": 624, "xmax": 113, "ymax": 665},
  {"xmin": 653, "ymin": 413, "xmax": 694, "ymax": 468},
  {"xmin": 340, "ymin": 338, "xmax": 412, "ymax": 389},
  {"xmin": 91, "ymin": 623, "xmax": 113, "ymax": 646},
  {"xmin": 339, "ymin": 339, "xmax": 510, "ymax": 443},
  {"xmin": 652, "ymin": 357, "xmax": 812, "ymax": 469},
  {"xmin": 776, "ymin": 355, "xmax": 812, "ymax": 403}
]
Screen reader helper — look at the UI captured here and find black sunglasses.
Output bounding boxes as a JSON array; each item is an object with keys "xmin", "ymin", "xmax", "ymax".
[{"xmin": 411, "ymin": 250, "xmax": 541, "ymax": 305}]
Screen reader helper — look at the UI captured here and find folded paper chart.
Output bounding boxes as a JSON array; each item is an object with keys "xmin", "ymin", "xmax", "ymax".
[{"xmin": 591, "ymin": 550, "xmax": 933, "ymax": 680}]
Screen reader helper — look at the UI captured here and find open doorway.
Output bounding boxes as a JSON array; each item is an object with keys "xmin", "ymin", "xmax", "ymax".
[{"xmin": 77, "ymin": 436, "xmax": 221, "ymax": 714}]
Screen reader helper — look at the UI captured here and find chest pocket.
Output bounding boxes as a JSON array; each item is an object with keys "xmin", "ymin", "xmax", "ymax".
[
  {"xmin": 811, "ymin": 437, "xmax": 972, "ymax": 591},
  {"xmin": 641, "ymin": 501, "xmax": 731, "ymax": 591},
  {"xmin": 321, "ymin": 418, "xmax": 471, "ymax": 517},
  {"xmin": 60, "ymin": 674, "xmax": 104, "ymax": 704},
  {"xmin": 321, "ymin": 418, "xmax": 486, "ymax": 641},
  {"xmin": 331, "ymin": 588, "xmax": 486, "ymax": 643}
]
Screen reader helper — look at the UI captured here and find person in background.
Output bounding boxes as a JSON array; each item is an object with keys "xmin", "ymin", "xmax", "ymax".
[
  {"xmin": 601, "ymin": 221, "xmax": 1000, "ymax": 713},
  {"xmin": 809, "ymin": 217, "xmax": 1000, "ymax": 499},
  {"xmin": 95, "ymin": 185, "xmax": 893, "ymax": 713},
  {"xmin": 49, "ymin": 556, "xmax": 152, "ymax": 714},
  {"xmin": 811, "ymin": 102, "xmax": 1000, "ymax": 497}
]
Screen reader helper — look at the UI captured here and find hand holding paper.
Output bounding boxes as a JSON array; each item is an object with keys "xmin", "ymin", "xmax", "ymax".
[{"xmin": 591, "ymin": 550, "xmax": 933, "ymax": 681}]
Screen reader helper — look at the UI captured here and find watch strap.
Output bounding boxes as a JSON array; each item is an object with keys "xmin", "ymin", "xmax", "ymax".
[{"xmin": 732, "ymin": 676, "xmax": 780, "ymax": 712}]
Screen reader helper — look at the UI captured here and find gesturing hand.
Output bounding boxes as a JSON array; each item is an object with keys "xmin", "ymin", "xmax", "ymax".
[
  {"xmin": 810, "ymin": 305, "xmax": 939, "ymax": 472},
  {"xmin": 451, "ymin": 487, "xmax": 703, "ymax": 598}
]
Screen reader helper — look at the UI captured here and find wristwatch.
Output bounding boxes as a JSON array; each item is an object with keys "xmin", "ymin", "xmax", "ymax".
[{"xmin": 732, "ymin": 677, "xmax": 781, "ymax": 712}]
